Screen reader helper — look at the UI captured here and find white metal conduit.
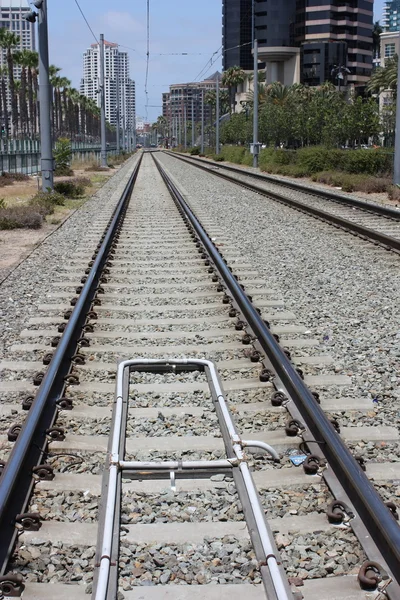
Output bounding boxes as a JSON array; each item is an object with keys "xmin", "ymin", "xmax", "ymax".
[{"xmin": 94, "ymin": 358, "xmax": 291, "ymax": 600}]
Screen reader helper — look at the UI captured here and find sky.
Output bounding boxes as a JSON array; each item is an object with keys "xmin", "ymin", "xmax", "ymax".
[
  {"xmin": 46, "ymin": 0, "xmax": 384, "ymax": 124},
  {"xmin": 46, "ymin": 0, "xmax": 222, "ymax": 124}
]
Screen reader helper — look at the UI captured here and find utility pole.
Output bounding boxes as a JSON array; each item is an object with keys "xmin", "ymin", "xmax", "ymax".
[
  {"xmin": 395, "ymin": 54, "xmax": 400, "ymax": 184},
  {"xmin": 201, "ymin": 89, "xmax": 205, "ymax": 153},
  {"xmin": 184, "ymin": 103, "xmax": 187, "ymax": 149},
  {"xmin": 115, "ymin": 52, "xmax": 121, "ymax": 154},
  {"xmin": 122, "ymin": 112, "xmax": 126, "ymax": 151},
  {"xmin": 252, "ymin": 0, "xmax": 259, "ymax": 168},
  {"xmin": 115, "ymin": 51, "xmax": 121, "ymax": 154},
  {"xmin": 216, "ymin": 74, "xmax": 220, "ymax": 155},
  {"xmin": 99, "ymin": 34, "xmax": 107, "ymax": 167},
  {"xmin": 191, "ymin": 94, "xmax": 195, "ymax": 147},
  {"xmin": 37, "ymin": 0, "xmax": 54, "ymax": 191}
]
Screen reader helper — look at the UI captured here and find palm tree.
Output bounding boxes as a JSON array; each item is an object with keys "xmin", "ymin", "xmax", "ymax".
[
  {"xmin": 0, "ymin": 65, "xmax": 8, "ymax": 138},
  {"xmin": 367, "ymin": 54, "xmax": 398, "ymax": 95},
  {"xmin": 14, "ymin": 49, "xmax": 38, "ymax": 137},
  {"xmin": 0, "ymin": 29, "xmax": 20, "ymax": 137},
  {"xmin": 222, "ymin": 66, "xmax": 246, "ymax": 113},
  {"xmin": 58, "ymin": 76, "xmax": 71, "ymax": 136}
]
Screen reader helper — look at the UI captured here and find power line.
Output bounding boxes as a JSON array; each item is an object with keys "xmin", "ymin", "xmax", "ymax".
[
  {"xmin": 118, "ymin": 44, "xmax": 147, "ymax": 62},
  {"xmin": 145, "ymin": 0, "xmax": 150, "ymax": 120},
  {"xmin": 73, "ymin": 0, "xmax": 99, "ymax": 44}
]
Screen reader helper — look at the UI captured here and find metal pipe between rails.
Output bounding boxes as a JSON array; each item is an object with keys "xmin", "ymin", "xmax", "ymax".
[
  {"xmin": 0, "ymin": 155, "xmax": 142, "ymax": 575},
  {"xmin": 95, "ymin": 358, "xmax": 289, "ymax": 600},
  {"xmin": 152, "ymin": 154, "xmax": 400, "ymax": 584}
]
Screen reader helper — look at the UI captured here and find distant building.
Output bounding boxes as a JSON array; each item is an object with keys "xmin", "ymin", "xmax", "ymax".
[
  {"xmin": 383, "ymin": 0, "xmax": 400, "ymax": 31},
  {"xmin": 222, "ymin": 0, "xmax": 373, "ymax": 90},
  {"xmin": 80, "ymin": 40, "xmax": 136, "ymax": 130},
  {"xmin": 162, "ymin": 73, "xmax": 224, "ymax": 143}
]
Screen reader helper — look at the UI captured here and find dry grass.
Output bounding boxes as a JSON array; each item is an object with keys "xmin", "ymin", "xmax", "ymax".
[{"xmin": 0, "ymin": 205, "xmax": 43, "ymax": 230}]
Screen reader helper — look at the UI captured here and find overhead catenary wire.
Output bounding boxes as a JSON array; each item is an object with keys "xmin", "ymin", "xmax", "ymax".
[
  {"xmin": 73, "ymin": 0, "xmax": 99, "ymax": 44},
  {"xmin": 145, "ymin": 0, "xmax": 150, "ymax": 120}
]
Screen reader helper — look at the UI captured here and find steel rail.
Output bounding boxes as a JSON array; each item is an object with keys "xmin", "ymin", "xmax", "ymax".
[
  {"xmin": 169, "ymin": 150, "xmax": 400, "ymax": 220},
  {"xmin": 0, "ymin": 154, "xmax": 143, "ymax": 574},
  {"xmin": 152, "ymin": 153, "xmax": 400, "ymax": 586},
  {"xmin": 166, "ymin": 151, "xmax": 400, "ymax": 252}
]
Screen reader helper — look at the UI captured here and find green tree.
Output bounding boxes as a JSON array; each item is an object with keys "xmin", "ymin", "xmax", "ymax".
[{"xmin": 222, "ymin": 66, "xmax": 246, "ymax": 113}]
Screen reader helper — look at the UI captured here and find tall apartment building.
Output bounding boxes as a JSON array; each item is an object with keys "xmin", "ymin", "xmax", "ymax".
[
  {"xmin": 222, "ymin": 0, "xmax": 373, "ymax": 88},
  {"xmin": 80, "ymin": 41, "xmax": 136, "ymax": 129},
  {"xmin": 0, "ymin": 0, "xmax": 36, "ymax": 69},
  {"xmin": 383, "ymin": 0, "xmax": 400, "ymax": 31}
]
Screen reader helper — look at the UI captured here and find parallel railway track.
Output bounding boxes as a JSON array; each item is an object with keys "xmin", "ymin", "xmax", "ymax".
[
  {"xmin": 167, "ymin": 151, "xmax": 400, "ymax": 253},
  {"xmin": 0, "ymin": 151, "xmax": 399, "ymax": 599}
]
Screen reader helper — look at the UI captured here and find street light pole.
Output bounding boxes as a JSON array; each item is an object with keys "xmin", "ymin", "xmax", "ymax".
[
  {"xmin": 252, "ymin": 0, "xmax": 259, "ymax": 168},
  {"xmin": 216, "ymin": 74, "xmax": 220, "ymax": 154},
  {"xmin": 99, "ymin": 34, "xmax": 107, "ymax": 166},
  {"xmin": 201, "ymin": 88, "xmax": 205, "ymax": 153},
  {"xmin": 115, "ymin": 51, "xmax": 121, "ymax": 154},
  {"xmin": 37, "ymin": 0, "xmax": 54, "ymax": 191},
  {"xmin": 191, "ymin": 94, "xmax": 195, "ymax": 147},
  {"xmin": 394, "ymin": 54, "xmax": 400, "ymax": 184}
]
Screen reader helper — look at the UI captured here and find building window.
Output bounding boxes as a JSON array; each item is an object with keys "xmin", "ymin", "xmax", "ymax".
[{"xmin": 385, "ymin": 43, "xmax": 396, "ymax": 58}]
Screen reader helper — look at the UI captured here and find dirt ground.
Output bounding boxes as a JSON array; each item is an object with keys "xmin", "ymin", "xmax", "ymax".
[{"xmin": 0, "ymin": 167, "xmax": 115, "ymax": 284}]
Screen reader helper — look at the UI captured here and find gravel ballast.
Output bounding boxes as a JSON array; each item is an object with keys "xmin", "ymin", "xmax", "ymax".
[{"xmin": 158, "ymin": 153, "xmax": 400, "ymax": 456}]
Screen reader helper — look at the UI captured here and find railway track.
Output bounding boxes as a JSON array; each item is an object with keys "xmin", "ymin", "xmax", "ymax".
[
  {"xmin": 167, "ymin": 151, "xmax": 400, "ymax": 253},
  {"xmin": 0, "ymin": 151, "xmax": 399, "ymax": 599}
]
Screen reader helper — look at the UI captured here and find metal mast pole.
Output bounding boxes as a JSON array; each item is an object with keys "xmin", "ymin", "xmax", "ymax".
[
  {"xmin": 252, "ymin": 0, "xmax": 259, "ymax": 168},
  {"xmin": 201, "ymin": 89, "xmax": 204, "ymax": 153},
  {"xmin": 115, "ymin": 51, "xmax": 121, "ymax": 154},
  {"xmin": 191, "ymin": 93, "xmax": 195, "ymax": 147},
  {"xmin": 38, "ymin": 0, "xmax": 54, "ymax": 191},
  {"xmin": 99, "ymin": 34, "xmax": 107, "ymax": 166},
  {"xmin": 394, "ymin": 55, "xmax": 400, "ymax": 183},
  {"xmin": 122, "ymin": 112, "xmax": 126, "ymax": 151},
  {"xmin": 184, "ymin": 101, "xmax": 187, "ymax": 149},
  {"xmin": 216, "ymin": 74, "xmax": 220, "ymax": 154}
]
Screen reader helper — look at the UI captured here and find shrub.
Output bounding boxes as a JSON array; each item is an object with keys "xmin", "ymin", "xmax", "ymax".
[
  {"xmin": 312, "ymin": 171, "xmax": 390, "ymax": 193},
  {"xmin": 85, "ymin": 163, "xmax": 109, "ymax": 172},
  {"xmin": 0, "ymin": 205, "xmax": 42, "ymax": 230},
  {"xmin": 342, "ymin": 149, "xmax": 392, "ymax": 175},
  {"xmin": 54, "ymin": 177, "xmax": 90, "ymax": 198},
  {"xmin": 388, "ymin": 184, "xmax": 400, "ymax": 202},
  {"xmin": 190, "ymin": 147, "xmax": 200, "ymax": 156},
  {"xmin": 220, "ymin": 146, "xmax": 246, "ymax": 164},
  {"xmin": 54, "ymin": 138, "xmax": 73, "ymax": 176},
  {"xmin": 212, "ymin": 154, "xmax": 225, "ymax": 162},
  {"xmin": 1, "ymin": 171, "xmax": 29, "ymax": 182},
  {"xmin": 29, "ymin": 190, "xmax": 65, "ymax": 216},
  {"xmin": 0, "ymin": 176, "xmax": 14, "ymax": 187}
]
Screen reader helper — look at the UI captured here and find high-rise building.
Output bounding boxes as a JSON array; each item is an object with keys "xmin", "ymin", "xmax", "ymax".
[
  {"xmin": 295, "ymin": 0, "xmax": 373, "ymax": 88},
  {"xmin": 80, "ymin": 40, "xmax": 136, "ymax": 130},
  {"xmin": 222, "ymin": 0, "xmax": 373, "ymax": 89},
  {"xmin": 0, "ymin": 0, "xmax": 36, "ymax": 70},
  {"xmin": 222, "ymin": 0, "xmax": 253, "ymax": 70},
  {"xmin": 383, "ymin": 0, "xmax": 400, "ymax": 31}
]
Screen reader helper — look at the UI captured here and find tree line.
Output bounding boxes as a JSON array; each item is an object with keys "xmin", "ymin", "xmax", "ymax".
[{"xmin": 0, "ymin": 28, "xmax": 107, "ymax": 142}]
